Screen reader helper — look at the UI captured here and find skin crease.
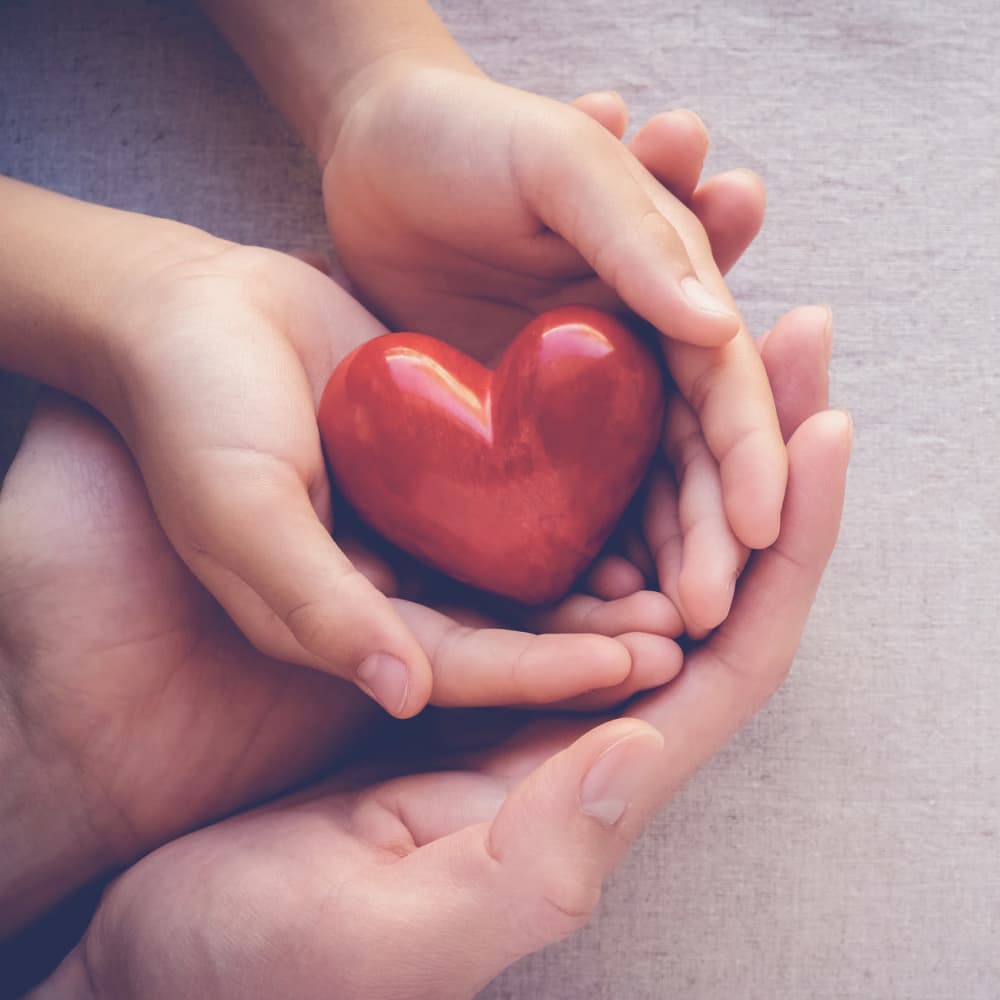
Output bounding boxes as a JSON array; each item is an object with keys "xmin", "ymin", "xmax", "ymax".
[
  {"xmin": 0, "ymin": 104, "xmax": 768, "ymax": 940},
  {"xmin": 0, "ymin": 92, "xmax": 759, "ymax": 732},
  {"xmin": 2, "ymin": 4, "xmax": 842, "ymax": 992},
  {"xmin": 199, "ymin": 0, "xmax": 786, "ymax": 624},
  {"xmin": 4, "ymin": 98, "xmax": 851, "ymax": 995},
  {"xmin": 26, "ymin": 300, "xmax": 847, "ymax": 1000},
  {"xmin": 0, "ymin": 16, "xmax": 779, "ymax": 741},
  {"xmin": 319, "ymin": 62, "xmax": 786, "ymax": 554}
]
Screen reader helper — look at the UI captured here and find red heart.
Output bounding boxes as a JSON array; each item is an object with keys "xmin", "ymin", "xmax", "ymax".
[{"xmin": 318, "ymin": 306, "xmax": 664, "ymax": 604}]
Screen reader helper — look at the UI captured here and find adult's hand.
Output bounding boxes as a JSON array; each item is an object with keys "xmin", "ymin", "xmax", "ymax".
[
  {"xmin": 0, "ymin": 181, "xmax": 665, "ymax": 721},
  {"xmin": 0, "ymin": 381, "xmax": 671, "ymax": 935},
  {"xmin": 32, "ymin": 305, "xmax": 847, "ymax": 1000}
]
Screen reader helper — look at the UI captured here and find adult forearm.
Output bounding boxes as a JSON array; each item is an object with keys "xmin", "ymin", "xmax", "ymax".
[
  {"xmin": 197, "ymin": 0, "xmax": 481, "ymax": 162},
  {"xmin": 0, "ymin": 177, "xmax": 223, "ymax": 421}
]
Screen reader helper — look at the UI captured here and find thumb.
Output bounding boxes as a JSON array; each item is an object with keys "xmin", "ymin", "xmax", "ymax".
[
  {"xmin": 522, "ymin": 104, "xmax": 740, "ymax": 346},
  {"xmin": 178, "ymin": 456, "xmax": 433, "ymax": 718},
  {"xmin": 429, "ymin": 718, "xmax": 664, "ymax": 979}
]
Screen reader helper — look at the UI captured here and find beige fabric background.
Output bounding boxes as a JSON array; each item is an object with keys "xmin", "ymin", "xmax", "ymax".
[{"xmin": 2, "ymin": 1, "xmax": 998, "ymax": 997}]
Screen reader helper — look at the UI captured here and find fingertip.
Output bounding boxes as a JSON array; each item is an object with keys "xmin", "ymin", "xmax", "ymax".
[
  {"xmin": 337, "ymin": 583, "xmax": 432, "ymax": 717},
  {"xmin": 584, "ymin": 554, "xmax": 647, "ymax": 600},
  {"xmin": 628, "ymin": 108, "xmax": 709, "ymax": 201},
  {"xmin": 814, "ymin": 407, "xmax": 854, "ymax": 453},
  {"xmin": 690, "ymin": 169, "xmax": 767, "ymax": 275},
  {"xmin": 671, "ymin": 107, "xmax": 709, "ymax": 141},
  {"xmin": 722, "ymin": 441, "xmax": 788, "ymax": 550},
  {"xmin": 352, "ymin": 613, "xmax": 433, "ymax": 718},
  {"xmin": 614, "ymin": 632, "xmax": 684, "ymax": 688},
  {"xmin": 515, "ymin": 633, "xmax": 633, "ymax": 704},
  {"xmin": 641, "ymin": 277, "xmax": 740, "ymax": 348},
  {"xmin": 571, "ymin": 90, "xmax": 629, "ymax": 138},
  {"xmin": 725, "ymin": 493, "xmax": 783, "ymax": 552},
  {"xmin": 680, "ymin": 277, "xmax": 741, "ymax": 331},
  {"xmin": 355, "ymin": 651, "xmax": 413, "ymax": 717},
  {"xmin": 678, "ymin": 560, "xmax": 738, "ymax": 635},
  {"xmin": 586, "ymin": 634, "xmax": 634, "ymax": 687}
]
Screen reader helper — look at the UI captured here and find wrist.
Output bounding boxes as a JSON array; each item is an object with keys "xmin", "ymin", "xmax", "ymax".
[
  {"xmin": 197, "ymin": 0, "xmax": 482, "ymax": 167},
  {"xmin": 315, "ymin": 45, "xmax": 484, "ymax": 169}
]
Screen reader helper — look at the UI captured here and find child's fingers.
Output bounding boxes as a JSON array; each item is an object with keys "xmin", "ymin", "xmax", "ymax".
[
  {"xmin": 521, "ymin": 110, "xmax": 741, "ymax": 347},
  {"xmin": 547, "ymin": 632, "xmax": 684, "ymax": 711},
  {"xmin": 663, "ymin": 329, "xmax": 787, "ymax": 549},
  {"xmin": 641, "ymin": 460, "xmax": 684, "ymax": 617},
  {"xmin": 581, "ymin": 553, "xmax": 647, "ymax": 600},
  {"xmin": 569, "ymin": 90, "xmax": 629, "ymax": 139},
  {"xmin": 628, "ymin": 108, "xmax": 710, "ymax": 203},
  {"xmin": 578, "ymin": 97, "xmax": 736, "ymax": 272},
  {"xmin": 622, "ymin": 109, "xmax": 764, "ymax": 275},
  {"xmin": 390, "ymin": 599, "xmax": 634, "ymax": 708},
  {"xmin": 426, "ymin": 591, "xmax": 683, "ymax": 712},
  {"xmin": 623, "ymin": 409, "xmax": 852, "ymax": 825},
  {"xmin": 525, "ymin": 590, "xmax": 683, "ymax": 640},
  {"xmin": 522, "ymin": 106, "xmax": 786, "ymax": 547},
  {"xmin": 573, "ymin": 100, "xmax": 764, "ymax": 280},
  {"xmin": 646, "ymin": 305, "xmax": 835, "ymax": 634},
  {"xmin": 690, "ymin": 169, "xmax": 767, "ymax": 276},
  {"xmin": 514, "ymin": 592, "xmax": 685, "ymax": 710},
  {"xmin": 178, "ymin": 462, "xmax": 433, "ymax": 718},
  {"xmin": 611, "ymin": 124, "xmax": 783, "ymax": 549},
  {"xmin": 658, "ymin": 392, "xmax": 747, "ymax": 635}
]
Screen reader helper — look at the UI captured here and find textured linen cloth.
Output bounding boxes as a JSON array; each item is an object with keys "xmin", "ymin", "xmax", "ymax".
[{"xmin": 1, "ymin": 1, "xmax": 998, "ymax": 997}]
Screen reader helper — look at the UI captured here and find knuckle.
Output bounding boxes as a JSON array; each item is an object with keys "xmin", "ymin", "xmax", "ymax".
[
  {"xmin": 682, "ymin": 355, "xmax": 728, "ymax": 419},
  {"xmin": 532, "ymin": 870, "xmax": 602, "ymax": 941},
  {"xmin": 282, "ymin": 568, "xmax": 379, "ymax": 659}
]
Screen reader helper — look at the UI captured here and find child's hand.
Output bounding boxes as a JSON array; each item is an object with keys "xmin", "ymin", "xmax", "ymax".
[
  {"xmin": 327, "ymin": 90, "xmax": 775, "ymax": 638},
  {"xmin": 0, "ymin": 390, "xmax": 678, "ymax": 934},
  {"xmin": 572, "ymin": 94, "xmax": 776, "ymax": 634},
  {"xmin": 320, "ymin": 63, "xmax": 786, "ymax": 556},
  {"xmin": 36, "ymin": 303, "xmax": 848, "ymax": 1000},
  {"xmin": 0, "ymin": 181, "xmax": 683, "ymax": 721}
]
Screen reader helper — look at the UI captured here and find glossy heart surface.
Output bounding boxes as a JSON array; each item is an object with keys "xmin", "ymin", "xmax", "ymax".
[{"xmin": 318, "ymin": 307, "xmax": 664, "ymax": 604}]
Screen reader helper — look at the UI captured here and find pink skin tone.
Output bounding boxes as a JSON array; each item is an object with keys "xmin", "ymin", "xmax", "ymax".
[
  {"xmin": 2, "ymin": 101, "xmax": 767, "ymax": 934},
  {"xmin": 25, "ymin": 300, "xmax": 846, "ymax": 1000}
]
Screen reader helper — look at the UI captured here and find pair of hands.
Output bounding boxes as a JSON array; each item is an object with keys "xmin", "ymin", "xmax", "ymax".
[
  {"xmin": 9, "ymin": 302, "xmax": 847, "ymax": 1000},
  {"xmin": 2, "ymin": 62, "xmax": 847, "ymax": 995},
  {"xmin": 96, "ymin": 79, "xmax": 785, "ymax": 722}
]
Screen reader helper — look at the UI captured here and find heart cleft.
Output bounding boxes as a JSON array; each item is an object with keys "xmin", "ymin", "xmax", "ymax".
[{"xmin": 318, "ymin": 306, "xmax": 664, "ymax": 605}]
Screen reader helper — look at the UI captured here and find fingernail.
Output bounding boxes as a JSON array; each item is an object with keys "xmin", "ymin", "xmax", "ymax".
[
  {"xmin": 681, "ymin": 276, "xmax": 737, "ymax": 319},
  {"xmin": 579, "ymin": 728, "xmax": 664, "ymax": 827},
  {"xmin": 356, "ymin": 652, "xmax": 410, "ymax": 716}
]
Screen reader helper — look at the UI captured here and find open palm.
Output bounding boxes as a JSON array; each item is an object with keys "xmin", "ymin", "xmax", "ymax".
[
  {"xmin": 36, "ymin": 303, "xmax": 848, "ymax": 1000},
  {"xmin": 0, "ymin": 393, "xmax": 381, "ymax": 929},
  {"xmin": 0, "ymin": 384, "xmax": 680, "ymax": 933}
]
